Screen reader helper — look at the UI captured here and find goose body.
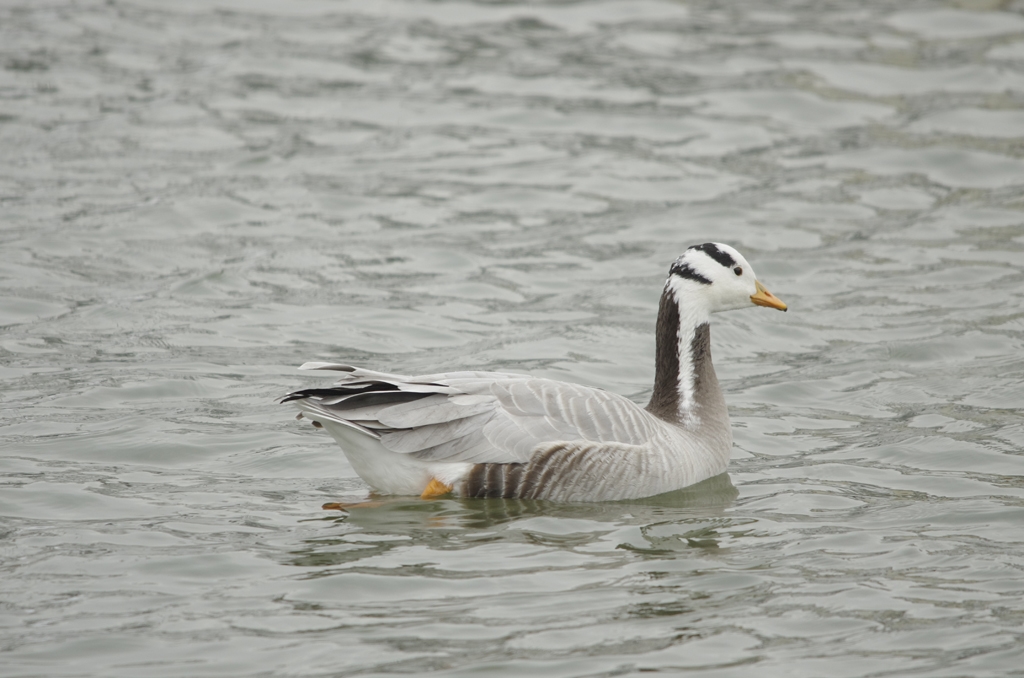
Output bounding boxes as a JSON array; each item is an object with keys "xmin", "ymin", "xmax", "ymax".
[{"xmin": 283, "ymin": 243, "xmax": 786, "ymax": 502}]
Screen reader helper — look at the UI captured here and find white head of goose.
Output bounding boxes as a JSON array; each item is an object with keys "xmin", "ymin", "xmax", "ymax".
[{"xmin": 283, "ymin": 243, "xmax": 787, "ymax": 503}]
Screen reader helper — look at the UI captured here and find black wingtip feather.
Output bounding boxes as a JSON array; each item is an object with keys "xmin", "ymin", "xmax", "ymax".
[{"xmin": 280, "ymin": 381, "xmax": 401, "ymax": 404}]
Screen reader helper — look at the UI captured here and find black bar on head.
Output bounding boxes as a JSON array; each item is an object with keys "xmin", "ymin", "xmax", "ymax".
[
  {"xmin": 669, "ymin": 261, "xmax": 712, "ymax": 285},
  {"xmin": 689, "ymin": 243, "xmax": 736, "ymax": 268}
]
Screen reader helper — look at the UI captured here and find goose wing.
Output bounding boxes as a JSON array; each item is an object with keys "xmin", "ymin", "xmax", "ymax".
[{"xmin": 283, "ymin": 362, "xmax": 663, "ymax": 464}]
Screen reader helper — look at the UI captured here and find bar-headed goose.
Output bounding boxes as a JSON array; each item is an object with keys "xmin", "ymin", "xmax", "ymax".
[{"xmin": 283, "ymin": 243, "xmax": 786, "ymax": 502}]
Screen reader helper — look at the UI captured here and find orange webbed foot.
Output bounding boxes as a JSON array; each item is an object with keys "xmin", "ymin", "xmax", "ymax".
[{"xmin": 420, "ymin": 478, "xmax": 453, "ymax": 499}]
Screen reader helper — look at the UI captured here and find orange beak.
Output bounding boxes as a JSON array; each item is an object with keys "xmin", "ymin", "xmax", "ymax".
[{"xmin": 750, "ymin": 280, "xmax": 787, "ymax": 311}]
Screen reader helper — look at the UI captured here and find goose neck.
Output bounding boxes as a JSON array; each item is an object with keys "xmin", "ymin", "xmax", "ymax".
[{"xmin": 646, "ymin": 284, "xmax": 714, "ymax": 427}]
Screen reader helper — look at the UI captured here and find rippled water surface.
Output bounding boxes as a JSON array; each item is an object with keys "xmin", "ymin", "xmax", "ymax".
[{"xmin": 3, "ymin": 1, "xmax": 1024, "ymax": 676}]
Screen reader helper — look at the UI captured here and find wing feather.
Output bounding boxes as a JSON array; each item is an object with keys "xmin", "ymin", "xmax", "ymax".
[
  {"xmin": 285, "ymin": 369, "xmax": 663, "ymax": 466},
  {"xmin": 381, "ymin": 411, "xmax": 494, "ymax": 453},
  {"xmin": 376, "ymin": 395, "xmax": 494, "ymax": 428},
  {"xmin": 409, "ymin": 427, "xmax": 504, "ymax": 462}
]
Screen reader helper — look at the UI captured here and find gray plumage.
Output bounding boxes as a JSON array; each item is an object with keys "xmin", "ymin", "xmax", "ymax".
[{"xmin": 286, "ymin": 367, "xmax": 680, "ymax": 464}]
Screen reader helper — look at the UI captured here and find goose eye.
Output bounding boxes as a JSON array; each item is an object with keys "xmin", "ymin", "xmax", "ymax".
[{"xmin": 734, "ymin": 266, "xmax": 743, "ymax": 276}]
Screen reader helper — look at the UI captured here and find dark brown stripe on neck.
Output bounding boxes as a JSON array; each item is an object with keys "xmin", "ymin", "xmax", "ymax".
[{"xmin": 646, "ymin": 287, "xmax": 681, "ymax": 423}]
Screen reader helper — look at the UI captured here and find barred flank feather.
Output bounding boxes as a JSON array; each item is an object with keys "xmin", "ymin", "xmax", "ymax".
[{"xmin": 462, "ymin": 442, "xmax": 665, "ymax": 502}]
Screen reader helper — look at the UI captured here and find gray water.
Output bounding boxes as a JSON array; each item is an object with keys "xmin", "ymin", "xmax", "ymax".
[{"xmin": 2, "ymin": 0, "xmax": 1024, "ymax": 676}]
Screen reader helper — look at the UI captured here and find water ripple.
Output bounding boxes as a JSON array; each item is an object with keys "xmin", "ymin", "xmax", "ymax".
[{"xmin": 2, "ymin": 1, "xmax": 1024, "ymax": 676}]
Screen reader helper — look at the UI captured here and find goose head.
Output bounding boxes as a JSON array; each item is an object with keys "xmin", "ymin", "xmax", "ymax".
[{"xmin": 666, "ymin": 242, "xmax": 787, "ymax": 314}]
